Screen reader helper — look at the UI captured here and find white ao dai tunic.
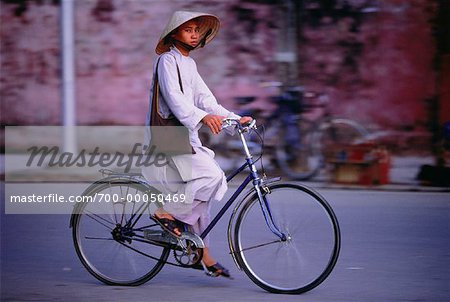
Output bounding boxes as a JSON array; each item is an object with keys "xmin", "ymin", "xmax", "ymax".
[{"xmin": 142, "ymin": 47, "xmax": 239, "ymax": 227}]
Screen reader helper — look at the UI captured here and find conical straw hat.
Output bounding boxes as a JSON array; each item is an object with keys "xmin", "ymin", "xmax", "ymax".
[{"xmin": 156, "ymin": 11, "xmax": 220, "ymax": 55}]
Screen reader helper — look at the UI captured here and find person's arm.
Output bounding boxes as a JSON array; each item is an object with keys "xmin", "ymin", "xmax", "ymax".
[
  {"xmin": 191, "ymin": 67, "xmax": 241, "ymax": 133},
  {"xmin": 157, "ymin": 55, "xmax": 208, "ymax": 131},
  {"xmin": 191, "ymin": 63, "xmax": 236, "ymax": 116},
  {"xmin": 193, "ymin": 70, "xmax": 253, "ymax": 134}
]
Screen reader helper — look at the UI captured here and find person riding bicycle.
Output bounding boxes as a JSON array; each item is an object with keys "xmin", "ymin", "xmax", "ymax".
[{"xmin": 142, "ymin": 11, "xmax": 252, "ymax": 278}]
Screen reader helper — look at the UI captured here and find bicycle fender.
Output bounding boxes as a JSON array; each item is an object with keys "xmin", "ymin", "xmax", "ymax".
[
  {"xmin": 227, "ymin": 177, "xmax": 282, "ymax": 270},
  {"xmin": 227, "ymin": 186, "xmax": 257, "ymax": 271}
]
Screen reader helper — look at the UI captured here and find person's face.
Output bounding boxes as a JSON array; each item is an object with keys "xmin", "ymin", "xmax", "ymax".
[{"xmin": 172, "ymin": 20, "xmax": 200, "ymax": 48}]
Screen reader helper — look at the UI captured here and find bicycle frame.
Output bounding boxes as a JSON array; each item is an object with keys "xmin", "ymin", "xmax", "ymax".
[{"xmin": 200, "ymin": 161, "xmax": 286, "ymax": 242}]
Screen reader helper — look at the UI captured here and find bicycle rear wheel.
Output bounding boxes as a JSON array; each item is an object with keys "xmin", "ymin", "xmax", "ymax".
[
  {"xmin": 71, "ymin": 178, "xmax": 170, "ymax": 286},
  {"xmin": 234, "ymin": 184, "xmax": 340, "ymax": 294},
  {"xmin": 276, "ymin": 118, "xmax": 322, "ymax": 180}
]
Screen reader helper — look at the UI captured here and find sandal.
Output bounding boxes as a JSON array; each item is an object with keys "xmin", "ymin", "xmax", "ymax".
[
  {"xmin": 152, "ymin": 215, "xmax": 184, "ymax": 238},
  {"xmin": 190, "ymin": 255, "xmax": 231, "ymax": 278},
  {"xmin": 200, "ymin": 262, "xmax": 232, "ymax": 279}
]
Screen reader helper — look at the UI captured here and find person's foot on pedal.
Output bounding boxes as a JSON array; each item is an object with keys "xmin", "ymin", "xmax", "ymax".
[
  {"xmin": 152, "ymin": 210, "xmax": 183, "ymax": 237},
  {"xmin": 199, "ymin": 247, "xmax": 232, "ymax": 278},
  {"xmin": 203, "ymin": 262, "xmax": 231, "ymax": 278}
]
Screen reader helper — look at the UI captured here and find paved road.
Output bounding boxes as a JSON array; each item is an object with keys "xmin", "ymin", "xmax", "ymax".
[{"xmin": 1, "ymin": 183, "xmax": 449, "ymax": 302}]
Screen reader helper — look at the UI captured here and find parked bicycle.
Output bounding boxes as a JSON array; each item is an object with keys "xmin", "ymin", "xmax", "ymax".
[
  {"xmin": 201, "ymin": 85, "xmax": 369, "ymax": 180},
  {"xmin": 70, "ymin": 119, "xmax": 341, "ymax": 294}
]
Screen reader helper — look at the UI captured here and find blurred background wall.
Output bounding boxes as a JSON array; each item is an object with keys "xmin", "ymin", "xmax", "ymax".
[{"xmin": 1, "ymin": 0, "xmax": 448, "ymax": 154}]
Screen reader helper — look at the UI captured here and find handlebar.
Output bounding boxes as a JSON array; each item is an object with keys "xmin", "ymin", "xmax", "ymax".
[{"xmin": 222, "ymin": 118, "xmax": 257, "ymax": 133}]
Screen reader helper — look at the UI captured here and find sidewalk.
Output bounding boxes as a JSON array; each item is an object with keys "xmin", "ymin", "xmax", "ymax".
[
  {"xmin": 2, "ymin": 154, "xmax": 449, "ymax": 192},
  {"xmin": 209, "ymin": 155, "xmax": 450, "ymax": 192},
  {"xmin": 304, "ymin": 156, "xmax": 450, "ymax": 192},
  {"xmin": 233, "ymin": 155, "xmax": 449, "ymax": 192}
]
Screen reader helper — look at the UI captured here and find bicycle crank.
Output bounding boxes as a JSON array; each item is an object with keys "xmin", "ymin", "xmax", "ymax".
[{"xmin": 170, "ymin": 231, "xmax": 203, "ymax": 267}]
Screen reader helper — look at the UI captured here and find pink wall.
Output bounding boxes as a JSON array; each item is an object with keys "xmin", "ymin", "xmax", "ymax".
[{"xmin": 0, "ymin": 0, "xmax": 441, "ymax": 152}]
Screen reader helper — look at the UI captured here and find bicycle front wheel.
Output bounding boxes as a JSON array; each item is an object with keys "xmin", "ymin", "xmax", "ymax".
[
  {"xmin": 71, "ymin": 178, "xmax": 170, "ymax": 286},
  {"xmin": 234, "ymin": 184, "xmax": 340, "ymax": 294}
]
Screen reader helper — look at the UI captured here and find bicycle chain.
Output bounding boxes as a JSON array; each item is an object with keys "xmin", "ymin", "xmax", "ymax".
[{"xmin": 117, "ymin": 236, "xmax": 203, "ymax": 269}]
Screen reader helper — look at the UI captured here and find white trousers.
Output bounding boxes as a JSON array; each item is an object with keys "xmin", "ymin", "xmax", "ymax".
[{"xmin": 142, "ymin": 146, "xmax": 227, "ymax": 245}]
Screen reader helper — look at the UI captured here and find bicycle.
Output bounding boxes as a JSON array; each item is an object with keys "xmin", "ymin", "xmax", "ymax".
[
  {"xmin": 70, "ymin": 119, "xmax": 341, "ymax": 294},
  {"xmin": 201, "ymin": 86, "xmax": 369, "ymax": 180},
  {"xmin": 276, "ymin": 89, "xmax": 370, "ymax": 180}
]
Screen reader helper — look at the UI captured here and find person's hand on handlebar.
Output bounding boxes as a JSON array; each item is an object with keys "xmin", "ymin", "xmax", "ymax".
[
  {"xmin": 202, "ymin": 114, "xmax": 225, "ymax": 134},
  {"xmin": 203, "ymin": 115, "xmax": 254, "ymax": 134},
  {"xmin": 239, "ymin": 116, "xmax": 253, "ymax": 126}
]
